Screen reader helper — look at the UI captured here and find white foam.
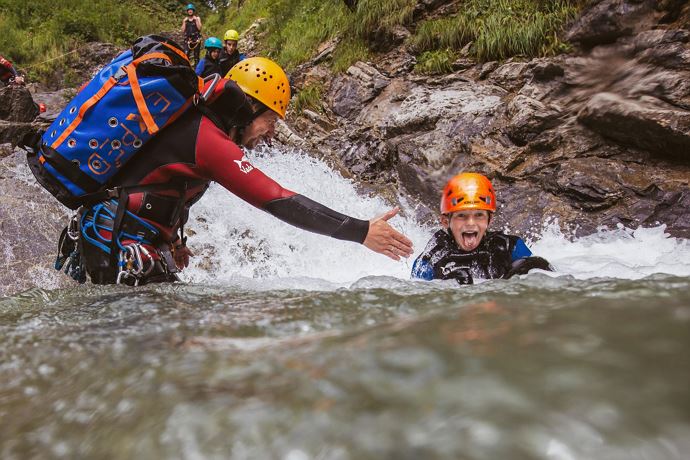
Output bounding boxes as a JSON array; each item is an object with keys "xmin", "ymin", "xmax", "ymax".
[
  {"xmin": 183, "ymin": 145, "xmax": 690, "ymax": 287},
  {"xmin": 530, "ymin": 222, "xmax": 690, "ymax": 280}
]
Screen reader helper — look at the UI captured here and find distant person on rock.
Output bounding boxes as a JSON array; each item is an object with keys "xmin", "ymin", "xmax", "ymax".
[
  {"xmin": 181, "ymin": 3, "xmax": 202, "ymax": 65},
  {"xmin": 412, "ymin": 173, "xmax": 552, "ymax": 284},
  {"xmin": 0, "ymin": 55, "xmax": 25, "ymax": 86},
  {"xmin": 45, "ymin": 55, "xmax": 413, "ymax": 285},
  {"xmin": 196, "ymin": 37, "xmax": 223, "ymax": 78},
  {"xmin": 219, "ymin": 29, "xmax": 246, "ymax": 76}
]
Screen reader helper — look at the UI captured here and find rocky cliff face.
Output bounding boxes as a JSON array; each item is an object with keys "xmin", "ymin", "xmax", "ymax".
[{"xmin": 285, "ymin": 0, "xmax": 690, "ymax": 237}]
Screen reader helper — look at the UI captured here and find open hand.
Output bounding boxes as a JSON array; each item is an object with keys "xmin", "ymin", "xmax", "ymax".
[
  {"xmin": 363, "ymin": 207, "xmax": 414, "ymax": 261},
  {"xmin": 173, "ymin": 245, "xmax": 194, "ymax": 270}
]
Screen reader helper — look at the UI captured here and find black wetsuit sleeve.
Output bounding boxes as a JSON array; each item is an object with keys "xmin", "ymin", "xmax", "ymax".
[{"xmin": 264, "ymin": 194, "xmax": 370, "ymax": 244}]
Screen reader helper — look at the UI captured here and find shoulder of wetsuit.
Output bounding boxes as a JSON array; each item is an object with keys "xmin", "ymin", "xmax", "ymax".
[
  {"xmin": 204, "ymin": 79, "xmax": 256, "ymax": 129},
  {"xmin": 504, "ymin": 256, "xmax": 553, "ymax": 279}
]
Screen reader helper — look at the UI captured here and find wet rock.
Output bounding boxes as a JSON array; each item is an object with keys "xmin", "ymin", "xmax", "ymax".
[
  {"xmin": 0, "ymin": 85, "xmax": 39, "ymax": 122},
  {"xmin": 378, "ymin": 80, "xmax": 504, "ymax": 137},
  {"xmin": 478, "ymin": 61, "xmax": 499, "ymax": 80},
  {"xmin": 635, "ymin": 29, "xmax": 690, "ymax": 70},
  {"xmin": 577, "ymin": 92, "xmax": 690, "ymax": 159},
  {"xmin": 0, "ymin": 120, "xmax": 48, "ymax": 147},
  {"xmin": 377, "ymin": 49, "xmax": 416, "ymax": 77},
  {"xmin": 528, "ymin": 59, "xmax": 566, "ymax": 82},
  {"xmin": 329, "ymin": 62, "xmax": 390, "ymax": 118},
  {"xmin": 505, "ymin": 95, "xmax": 562, "ymax": 146},
  {"xmin": 489, "ymin": 61, "xmax": 529, "ymax": 92},
  {"xmin": 566, "ymin": 0, "xmax": 656, "ymax": 48}
]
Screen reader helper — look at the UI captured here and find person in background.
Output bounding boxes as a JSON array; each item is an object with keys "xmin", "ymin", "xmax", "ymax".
[
  {"xmin": 412, "ymin": 173, "xmax": 551, "ymax": 284},
  {"xmin": 181, "ymin": 3, "xmax": 203, "ymax": 65},
  {"xmin": 195, "ymin": 37, "xmax": 223, "ymax": 78},
  {"xmin": 0, "ymin": 54, "xmax": 25, "ymax": 86},
  {"xmin": 219, "ymin": 29, "xmax": 246, "ymax": 76}
]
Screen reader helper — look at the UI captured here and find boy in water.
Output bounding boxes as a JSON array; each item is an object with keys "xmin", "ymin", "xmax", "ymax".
[{"xmin": 412, "ymin": 173, "xmax": 551, "ymax": 284}]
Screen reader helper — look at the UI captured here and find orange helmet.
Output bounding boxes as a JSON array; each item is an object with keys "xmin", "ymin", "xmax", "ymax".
[{"xmin": 440, "ymin": 173, "xmax": 496, "ymax": 214}]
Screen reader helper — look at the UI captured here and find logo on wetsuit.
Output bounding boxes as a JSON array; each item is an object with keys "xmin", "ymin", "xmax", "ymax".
[{"xmin": 234, "ymin": 155, "xmax": 254, "ymax": 174}]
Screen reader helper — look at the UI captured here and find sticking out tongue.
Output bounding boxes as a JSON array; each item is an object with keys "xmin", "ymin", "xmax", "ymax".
[{"xmin": 461, "ymin": 231, "xmax": 479, "ymax": 250}]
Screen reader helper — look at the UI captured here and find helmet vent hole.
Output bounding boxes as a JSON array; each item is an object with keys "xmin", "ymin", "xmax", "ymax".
[
  {"xmin": 263, "ymin": 78, "xmax": 267, "ymax": 81},
  {"xmin": 255, "ymin": 90, "xmax": 259, "ymax": 94},
  {"xmin": 269, "ymin": 75, "xmax": 273, "ymax": 79},
  {"xmin": 244, "ymin": 68, "xmax": 248, "ymax": 72},
  {"xmin": 256, "ymin": 74, "xmax": 260, "ymax": 78}
]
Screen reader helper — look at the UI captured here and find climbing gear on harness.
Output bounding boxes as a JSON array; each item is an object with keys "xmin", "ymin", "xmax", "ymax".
[
  {"xmin": 24, "ymin": 35, "xmax": 214, "ymax": 210},
  {"xmin": 226, "ymin": 57, "xmax": 290, "ymax": 118},
  {"xmin": 204, "ymin": 37, "xmax": 222, "ymax": 50},
  {"xmin": 223, "ymin": 30, "xmax": 239, "ymax": 42},
  {"xmin": 441, "ymin": 172, "xmax": 496, "ymax": 214},
  {"xmin": 116, "ymin": 242, "xmax": 155, "ymax": 285},
  {"xmin": 55, "ymin": 214, "xmax": 86, "ymax": 283}
]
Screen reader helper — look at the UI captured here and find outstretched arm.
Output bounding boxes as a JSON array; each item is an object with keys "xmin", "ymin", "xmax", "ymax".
[{"xmin": 196, "ymin": 119, "xmax": 413, "ymax": 259}]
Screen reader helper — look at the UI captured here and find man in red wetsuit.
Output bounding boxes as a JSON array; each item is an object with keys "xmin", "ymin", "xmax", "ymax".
[{"xmin": 68, "ymin": 57, "xmax": 413, "ymax": 285}]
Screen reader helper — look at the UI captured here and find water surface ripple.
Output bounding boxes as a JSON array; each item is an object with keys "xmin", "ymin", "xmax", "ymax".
[{"xmin": 1, "ymin": 275, "xmax": 689, "ymax": 459}]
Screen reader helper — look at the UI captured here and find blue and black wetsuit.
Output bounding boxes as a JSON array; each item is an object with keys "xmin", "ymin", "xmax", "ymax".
[
  {"xmin": 411, "ymin": 229, "xmax": 539, "ymax": 284},
  {"xmin": 195, "ymin": 55, "xmax": 222, "ymax": 78}
]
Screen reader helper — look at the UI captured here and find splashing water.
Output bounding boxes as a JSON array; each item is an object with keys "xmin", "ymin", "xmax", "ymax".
[{"xmin": 182, "ymin": 145, "xmax": 690, "ymax": 287}]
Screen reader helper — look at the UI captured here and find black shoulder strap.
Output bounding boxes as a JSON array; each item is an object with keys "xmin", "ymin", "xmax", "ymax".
[{"xmin": 196, "ymin": 103, "xmax": 227, "ymax": 133}]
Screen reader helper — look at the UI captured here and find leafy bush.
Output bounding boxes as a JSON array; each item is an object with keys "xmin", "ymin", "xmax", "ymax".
[
  {"xmin": 409, "ymin": 0, "xmax": 581, "ymax": 63},
  {"xmin": 415, "ymin": 49, "xmax": 456, "ymax": 75},
  {"xmin": 292, "ymin": 83, "xmax": 324, "ymax": 114}
]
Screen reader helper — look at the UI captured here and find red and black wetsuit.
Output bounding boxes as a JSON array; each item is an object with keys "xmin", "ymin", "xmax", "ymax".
[
  {"xmin": 0, "ymin": 55, "xmax": 19, "ymax": 86},
  {"xmin": 79, "ymin": 80, "xmax": 369, "ymax": 284}
]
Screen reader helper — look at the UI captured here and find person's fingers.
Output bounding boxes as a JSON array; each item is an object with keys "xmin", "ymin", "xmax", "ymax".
[
  {"xmin": 381, "ymin": 248, "xmax": 400, "ymax": 261},
  {"xmin": 379, "ymin": 207, "xmax": 400, "ymax": 222}
]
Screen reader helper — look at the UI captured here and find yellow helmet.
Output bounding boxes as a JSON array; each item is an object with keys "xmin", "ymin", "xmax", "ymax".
[
  {"xmin": 226, "ymin": 57, "xmax": 290, "ymax": 119},
  {"xmin": 223, "ymin": 29, "xmax": 240, "ymax": 41}
]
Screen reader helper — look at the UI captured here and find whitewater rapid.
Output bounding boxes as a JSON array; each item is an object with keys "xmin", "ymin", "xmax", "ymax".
[{"xmin": 181, "ymin": 145, "xmax": 690, "ymax": 287}]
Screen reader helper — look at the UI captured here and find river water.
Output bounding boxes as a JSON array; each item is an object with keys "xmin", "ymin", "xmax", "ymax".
[{"xmin": 1, "ymin": 147, "xmax": 689, "ymax": 459}]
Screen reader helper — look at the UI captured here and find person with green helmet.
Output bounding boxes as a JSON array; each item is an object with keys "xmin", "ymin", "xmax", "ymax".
[
  {"xmin": 196, "ymin": 37, "xmax": 223, "ymax": 78},
  {"xmin": 219, "ymin": 29, "xmax": 246, "ymax": 76},
  {"xmin": 181, "ymin": 3, "xmax": 202, "ymax": 65}
]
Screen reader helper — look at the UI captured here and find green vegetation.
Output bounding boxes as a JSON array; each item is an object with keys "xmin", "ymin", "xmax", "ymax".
[
  {"xmin": 292, "ymin": 83, "xmax": 324, "ymax": 114},
  {"xmin": 208, "ymin": 0, "xmax": 582, "ymax": 76},
  {"xmin": 0, "ymin": 0, "xmax": 179, "ymax": 81},
  {"xmin": 0, "ymin": 0, "xmax": 585, "ymax": 84},
  {"xmin": 409, "ymin": 0, "xmax": 581, "ymax": 68},
  {"xmin": 415, "ymin": 49, "xmax": 456, "ymax": 75}
]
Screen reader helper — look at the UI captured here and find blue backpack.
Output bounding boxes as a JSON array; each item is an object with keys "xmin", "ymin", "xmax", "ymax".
[{"xmin": 26, "ymin": 35, "xmax": 213, "ymax": 210}]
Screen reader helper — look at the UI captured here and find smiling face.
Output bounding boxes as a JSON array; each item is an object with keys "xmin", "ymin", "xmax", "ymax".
[
  {"xmin": 209, "ymin": 49, "xmax": 221, "ymax": 60},
  {"xmin": 442, "ymin": 210, "xmax": 491, "ymax": 251},
  {"xmin": 240, "ymin": 109, "xmax": 279, "ymax": 148},
  {"xmin": 186, "ymin": 9, "xmax": 195, "ymax": 16}
]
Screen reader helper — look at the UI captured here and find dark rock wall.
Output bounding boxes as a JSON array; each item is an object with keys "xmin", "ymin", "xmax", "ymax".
[{"xmin": 284, "ymin": 0, "xmax": 690, "ymax": 238}]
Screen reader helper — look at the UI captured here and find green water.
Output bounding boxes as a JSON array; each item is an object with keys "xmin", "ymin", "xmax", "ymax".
[{"xmin": 1, "ymin": 275, "xmax": 689, "ymax": 459}]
